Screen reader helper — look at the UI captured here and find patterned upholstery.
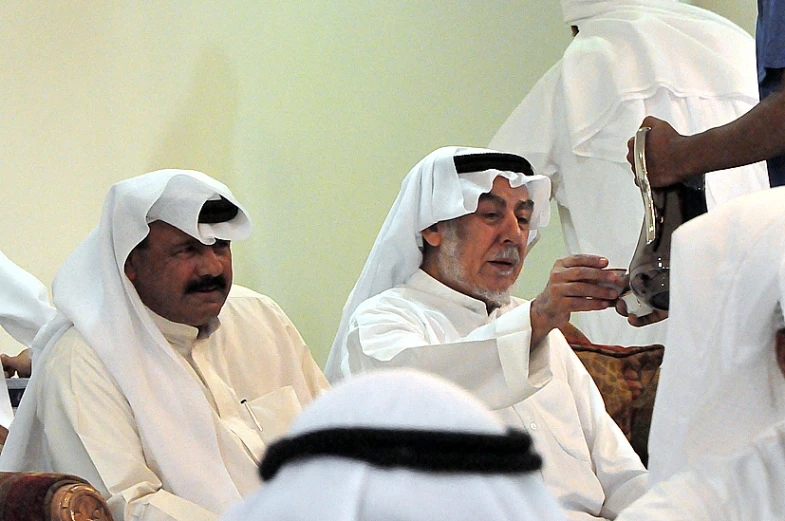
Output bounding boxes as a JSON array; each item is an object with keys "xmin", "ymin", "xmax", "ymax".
[
  {"xmin": 560, "ymin": 324, "xmax": 664, "ymax": 467},
  {"xmin": 0, "ymin": 472, "xmax": 114, "ymax": 521}
]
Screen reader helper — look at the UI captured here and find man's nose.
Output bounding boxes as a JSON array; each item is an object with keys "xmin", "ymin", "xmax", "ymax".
[
  {"xmin": 196, "ymin": 248, "xmax": 225, "ymax": 276},
  {"xmin": 500, "ymin": 212, "xmax": 523, "ymax": 244}
]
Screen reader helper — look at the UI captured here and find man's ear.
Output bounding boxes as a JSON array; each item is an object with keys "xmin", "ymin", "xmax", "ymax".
[
  {"xmin": 421, "ymin": 223, "xmax": 442, "ymax": 248},
  {"xmin": 776, "ymin": 328, "xmax": 785, "ymax": 379},
  {"xmin": 124, "ymin": 253, "xmax": 138, "ymax": 281}
]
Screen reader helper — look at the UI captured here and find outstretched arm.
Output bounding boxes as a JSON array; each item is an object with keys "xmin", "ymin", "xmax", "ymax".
[{"xmin": 627, "ymin": 73, "xmax": 785, "ymax": 187}]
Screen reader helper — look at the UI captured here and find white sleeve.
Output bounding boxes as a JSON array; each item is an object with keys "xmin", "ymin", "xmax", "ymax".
[
  {"xmin": 0, "ymin": 250, "xmax": 55, "ymax": 347},
  {"xmin": 559, "ymin": 343, "xmax": 648, "ymax": 518},
  {"xmin": 346, "ymin": 300, "xmax": 551, "ymax": 410},
  {"xmin": 39, "ymin": 333, "xmax": 219, "ymax": 521}
]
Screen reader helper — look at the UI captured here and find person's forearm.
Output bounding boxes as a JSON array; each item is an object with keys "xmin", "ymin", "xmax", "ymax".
[{"xmin": 685, "ymin": 82, "xmax": 785, "ymax": 175}]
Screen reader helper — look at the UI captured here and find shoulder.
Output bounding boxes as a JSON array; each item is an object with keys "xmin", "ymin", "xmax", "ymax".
[
  {"xmin": 222, "ymin": 285, "xmax": 291, "ymax": 323},
  {"xmin": 352, "ymin": 284, "xmax": 434, "ymax": 322}
]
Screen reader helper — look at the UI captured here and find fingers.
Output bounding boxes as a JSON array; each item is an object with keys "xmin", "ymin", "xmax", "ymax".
[
  {"xmin": 557, "ymin": 254, "xmax": 610, "ymax": 270},
  {"xmin": 615, "ymin": 298, "xmax": 629, "ymax": 317},
  {"xmin": 1, "ymin": 354, "xmax": 14, "ymax": 379},
  {"xmin": 627, "ymin": 309, "xmax": 669, "ymax": 327}
]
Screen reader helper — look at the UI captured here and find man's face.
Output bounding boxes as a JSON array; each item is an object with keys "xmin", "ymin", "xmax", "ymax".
[
  {"xmin": 423, "ymin": 177, "xmax": 533, "ymax": 308},
  {"xmin": 124, "ymin": 221, "xmax": 233, "ymax": 328}
]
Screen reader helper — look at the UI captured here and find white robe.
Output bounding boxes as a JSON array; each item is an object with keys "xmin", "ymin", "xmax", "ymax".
[
  {"xmin": 490, "ymin": 2, "xmax": 769, "ymax": 347},
  {"xmin": 616, "ymin": 421, "xmax": 785, "ymax": 521},
  {"xmin": 6, "ymin": 285, "xmax": 328, "ymax": 521},
  {"xmin": 343, "ymin": 270, "xmax": 647, "ymax": 521}
]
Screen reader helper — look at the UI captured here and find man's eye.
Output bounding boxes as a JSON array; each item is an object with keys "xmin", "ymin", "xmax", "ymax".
[
  {"xmin": 517, "ymin": 216, "xmax": 530, "ymax": 225},
  {"xmin": 483, "ymin": 213, "xmax": 499, "ymax": 220}
]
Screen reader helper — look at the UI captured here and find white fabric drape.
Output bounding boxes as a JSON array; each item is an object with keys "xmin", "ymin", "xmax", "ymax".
[
  {"xmin": 646, "ymin": 187, "xmax": 785, "ymax": 485},
  {"xmin": 220, "ymin": 369, "xmax": 567, "ymax": 521},
  {"xmin": 325, "ymin": 146, "xmax": 551, "ymax": 380}
]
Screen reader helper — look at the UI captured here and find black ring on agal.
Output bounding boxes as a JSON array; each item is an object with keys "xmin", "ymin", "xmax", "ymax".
[
  {"xmin": 259, "ymin": 427, "xmax": 542, "ymax": 481},
  {"xmin": 198, "ymin": 197, "xmax": 239, "ymax": 224},
  {"xmin": 453, "ymin": 153, "xmax": 534, "ymax": 176}
]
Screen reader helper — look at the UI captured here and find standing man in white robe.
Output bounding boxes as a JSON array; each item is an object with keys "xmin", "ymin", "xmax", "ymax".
[
  {"xmin": 326, "ymin": 147, "xmax": 647, "ymax": 521},
  {"xmin": 616, "ymin": 187, "xmax": 785, "ymax": 520},
  {"xmin": 0, "ymin": 170, "xmax": 329, "ymax": 521},
  {"xmin": 490, "ymin": 0, "xmax": 769, "ymax": 347}
]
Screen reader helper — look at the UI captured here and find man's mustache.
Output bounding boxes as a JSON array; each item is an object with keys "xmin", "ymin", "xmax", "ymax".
[
  {"xmin": 185, "ymin": 275, "xmax": 228, "ymax": 294},
  {"xmin": 489, "ymin": 246, "xmax": 521, "ymax": 264}
]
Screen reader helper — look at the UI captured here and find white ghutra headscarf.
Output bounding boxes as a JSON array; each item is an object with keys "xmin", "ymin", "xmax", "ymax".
[
  {"xmin": 220, "ymin": 369, "xmax": 567, "ymax": 521},
  {"xmin": 0, "ymin": 170, "xmax": 251, "ymax": 514},
  {"xmin": 324, "ymin": 146, "xmax": 551, "ymax": 381},
  {"xmin": 647, "ymin": 187, "xmax": 785, "ymax": 486}
]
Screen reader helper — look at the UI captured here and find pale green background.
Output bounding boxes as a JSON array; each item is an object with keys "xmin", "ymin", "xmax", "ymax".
[{"xmin": 0, "ymin": 1, "xmax": 757, "ymax": 366}]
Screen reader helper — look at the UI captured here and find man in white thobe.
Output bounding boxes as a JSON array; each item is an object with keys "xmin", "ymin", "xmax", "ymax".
[
  {"xmin": 490, "ymin": 0, "xmax": 769, "ymax": 346},
  {"xmin": 325, "ymin": 147, "xmax": 647, "ymax": 521},
  {"xmin": 616, "ymin": 187, "xmax": 785, "ymax": 520},
  {"xmin": 221, "ymin": 369, "xmax": 567, "ymax": 521},
  {"xmin": 0, "ymin": 170, "xmax": 329, "ymax": 521}
]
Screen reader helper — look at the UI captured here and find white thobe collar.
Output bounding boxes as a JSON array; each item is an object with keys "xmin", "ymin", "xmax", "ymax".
[
  {"xmin": 407, "ymin": 269, "xmax": 515, "ymax": 320},
  {"xmin": 147, "ymin": 308, "xmax": 222, "ymax": 357}
]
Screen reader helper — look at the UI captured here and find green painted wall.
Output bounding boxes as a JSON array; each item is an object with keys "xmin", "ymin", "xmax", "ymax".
[{"xmin": 0, "ymin": 1, "xmax": 754, "ymax": 366}]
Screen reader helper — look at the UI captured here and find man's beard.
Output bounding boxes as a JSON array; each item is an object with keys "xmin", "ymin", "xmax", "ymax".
[{"xmin": 437, "ymin": 221, "xmax": 513, "ymax": 310}]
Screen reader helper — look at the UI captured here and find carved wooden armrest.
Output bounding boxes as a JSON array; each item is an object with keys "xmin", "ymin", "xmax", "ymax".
[{"xmin": 0, "ymin": 472, "xmax": 114, "ymax": 521}]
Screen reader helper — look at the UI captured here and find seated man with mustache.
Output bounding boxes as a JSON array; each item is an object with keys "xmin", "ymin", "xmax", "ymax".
[
  {"xmin": 0, "ymin": 170, "xmax": 329, "ymax": 521},
  {"xmin": 325, "ymin": 147, "xmax": 647, "ymax": 521}
]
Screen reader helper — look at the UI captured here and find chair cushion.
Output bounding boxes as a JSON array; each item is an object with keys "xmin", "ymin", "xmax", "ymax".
[{"xmin": 568, "ymin": 338, "xmax": 664, "ymax": 467}]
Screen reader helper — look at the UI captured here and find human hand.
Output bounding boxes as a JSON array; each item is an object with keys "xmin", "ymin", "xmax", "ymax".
[
  {"xmin": 530, "ymin": 255, "xmax": 625, "ymax": 347},
  {"xmin": 627, "ymin": 116, "xmax": 693, "ymax": 188},
  {"xmin": 1, "ymin": 349, "xmax": 32, "ymax": 378},
  {"xmin": 615, "ymin": 296, "xmax": 669, "ymax": 327}
]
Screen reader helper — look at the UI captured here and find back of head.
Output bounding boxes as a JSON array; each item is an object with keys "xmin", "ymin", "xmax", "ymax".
[{"xmin": 221, "ymin": 369, "xmax": 565, "ymax": 521}]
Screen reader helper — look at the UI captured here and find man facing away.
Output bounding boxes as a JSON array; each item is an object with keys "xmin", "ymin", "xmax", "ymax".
[
  {"xmin": 325, "ymin": 147, "xmax": 647, "ymax": 521},
  {"xmin": 491, "ymin": 0, "xmax": 769, "ymax": 345},
  {"xmin": 617, "ymin": 186, "xmax": 785, "ymax": 520},
  {"xmin": 0, "ymin": 170, "xmax": 329, "ymax": 521}
]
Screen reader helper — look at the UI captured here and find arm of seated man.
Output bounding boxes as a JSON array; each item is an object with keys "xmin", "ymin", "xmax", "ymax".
[{"xmin": 346, "ymin": 292, "xmax": 552, "ymax": 410}]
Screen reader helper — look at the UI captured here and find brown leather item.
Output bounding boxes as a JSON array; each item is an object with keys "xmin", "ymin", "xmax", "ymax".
[{"xmin": 0, "ymin": 472, "xmax": 114, "ymax": 521}]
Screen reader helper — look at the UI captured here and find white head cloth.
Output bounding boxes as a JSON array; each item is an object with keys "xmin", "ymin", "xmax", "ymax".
[
  {"xmin": 0, "ymin": 170, "xmax": 251, "ymax": 513},
  {"xmin": 0, "ymin": 251, "xmax": 55, "ymax": 347},
  {"xmin": 646, "ymin": 187, "xmax": 785, "ymax": 486},
  {"xmin": 220, "ymin": 368, "xmax": 566, "ymax": 521},
  {"xmin": 541, "ymin": 0, "xmax": 757, "ymax": 163},
  {"xmin": 324, "ymin": 146, "xmax": 551, "ymax": 381}
]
